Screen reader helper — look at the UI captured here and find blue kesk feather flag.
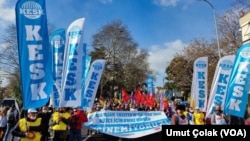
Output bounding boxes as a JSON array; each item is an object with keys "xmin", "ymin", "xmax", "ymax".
[
  {"xmin": 50, "ymin": 28, "xmax": 66, "ymax": 108},
  {"xmin": 15, "ymin": 0, "xmax": 53, "ymax": 109},
  {"xmin": 224, "ymin": 42, "xmax": 250, "ymax": 118},
  {"xmin": 60, "ymin": 18, "xmax": 86, "ymax": 107},
  {"xmin": 82, "ymin": 59, "xmax": 106, "ymax": 111},
  {"xmin": 146, "ymin": 76, "xmax": 155, "ymax": 96}
]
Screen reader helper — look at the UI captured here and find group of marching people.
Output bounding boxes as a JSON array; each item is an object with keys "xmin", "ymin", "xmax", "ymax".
[
  {"xmin": 169, "ymin": 102, "xmax": 248, "ymax": 125},
  {"xmin": 91, "ymin": 96, "xmax": 249, "ymax": 126},
  {"xmin": 0, "ymin": 105, "xmax": 88, "ymax": 141}
]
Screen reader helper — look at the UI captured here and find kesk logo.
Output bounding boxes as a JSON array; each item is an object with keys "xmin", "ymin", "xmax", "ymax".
[
  {"xmin": 220, "ymin": 60, "xmax": 233, "ymax": 71},
  {"xmin": 51, "ymin": 35, "xmax": 65, "ymax": 48},
  {"xmin": 19, "ymin": 1, "xmax": 43, "ymax": 19},
  {"xmin": 196, "ymin": 60, "xmax": 206, "ymax": 69},
  {"xmin": 69, "ymin": 26, "xmax": 82, "ymax": 39},
  {"xmin": 147, "ymin": 78, "xmax": 153, "ymax": 83},
  {"xmin": 239, "ymin": 47, "xmax": 250, "ymax": 58},
  {"xmin": 93, "ymin": 62, "xmax": 103, "ymax": 70}
]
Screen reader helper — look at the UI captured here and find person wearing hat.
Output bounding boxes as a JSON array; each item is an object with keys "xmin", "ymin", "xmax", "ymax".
[
  {"xmin": 171, "ymin": 104, "xmax": 188, "ymax": 125},
  {"xmin": 12, "ymin": 108, "xmax": 44, "ymax": 141},
  {"xmin": 192, "ymin": 107, "xmax": 205, "ymax": 125}
]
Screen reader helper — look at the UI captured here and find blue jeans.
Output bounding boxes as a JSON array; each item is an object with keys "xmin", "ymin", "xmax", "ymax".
[{"xmin": 68, "ymin": 128, "xmax": 82, "ymax": 141}]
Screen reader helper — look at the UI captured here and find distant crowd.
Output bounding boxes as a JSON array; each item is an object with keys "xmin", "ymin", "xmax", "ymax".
[
  {"xmin": 91, "ymin": 97, "xmax": 250, "ymax": 126},
  {"xmin": 0, "ymin": 97, "xmax": 249, "ymax": 141}
]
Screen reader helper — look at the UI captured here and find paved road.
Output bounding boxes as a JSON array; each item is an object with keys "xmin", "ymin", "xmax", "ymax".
[{"xmin": 83, "ymin": 132, "xmax": 162, "ymax": 141}]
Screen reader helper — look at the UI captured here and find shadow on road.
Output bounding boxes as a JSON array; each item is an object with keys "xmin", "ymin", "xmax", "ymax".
[{"xmin": 85, "ymin": 132, "xmax": 162, "ymax": 141}]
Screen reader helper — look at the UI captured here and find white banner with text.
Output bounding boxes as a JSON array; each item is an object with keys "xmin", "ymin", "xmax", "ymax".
[{"xmin": 84, "ymin": 111, "xmax": 170, "ymax": 138}]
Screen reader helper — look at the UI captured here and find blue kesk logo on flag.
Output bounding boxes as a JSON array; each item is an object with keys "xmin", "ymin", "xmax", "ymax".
[
  {"xmin": 191, "ymin": 57, "xmax": 208, "ymax": 112},
  {"xmin": 50, "ymin": 28, "xmax": 66, "ymax": 108},
  {"xmin": 146, "ymin": 76, "xmax": 155, "ymax": 96},
  {"xmin": 19, "ymin": 1, "xmax": 43, "ymax": 19},
  {"xmin": 224, "ymin": 42, "xmax": 250, "ymax": 118},
  {"xmin": 15, "ymin": 0, "xmax": 53, "ymax": 109},
  {"xmin": 196, "ymin": 60, "xmax": 207, "ymax": 68},
  {"xmin": 82, "ymin": 59, "xmax": 106, "ymax": 111},
  {"xmin": 93, "ymin": 62, "xmax": 103, "ymax": 70},
  {"xmin": 220, "ymin": 60, "xmax": 234, "ymax": 71},
  {"xmin": 206, "ymin": 55, "xmax": 235, "ymax": 118},
  {"xmin": 60, "ymin": 18, "xmax": 86, "ymax": 108}
]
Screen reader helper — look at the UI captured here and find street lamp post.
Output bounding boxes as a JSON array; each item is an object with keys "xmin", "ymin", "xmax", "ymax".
[
  {"xmin": 201, "ymin": 0, "xmax": 221, "ymax": 58},
  {"xmin": 162, "ymin": 78, "xmax": 165, "ymax": 88}
]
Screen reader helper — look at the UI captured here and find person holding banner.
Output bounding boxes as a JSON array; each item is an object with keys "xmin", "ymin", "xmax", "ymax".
[{"xmin": 12, "ymin": 109, "xmax": 44, "ymax": 141}]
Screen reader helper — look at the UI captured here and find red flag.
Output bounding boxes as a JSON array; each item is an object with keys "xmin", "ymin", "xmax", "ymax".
[
  {"xmin": 146, "ymin": 92, "xmax": 155, "ymax": 107},
  {"xmin": 122, "ymin": 87, "xmax": 130, "ymax": 103},
  {"xmin": 134, "ymin": 87, "xmax": 142, "ymax": 104},
  {"xmin": 164, "ymin": 98, "xmax": 169, "ymax": 110}
]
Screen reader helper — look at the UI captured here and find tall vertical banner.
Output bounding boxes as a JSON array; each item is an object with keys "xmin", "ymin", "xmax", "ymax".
[
  {"xmin": 50, "ymin": 28, "xmax": 66, "ymax": 108},
  {"xmin": 81, "ymin": 43, "xmax": 87, "ymax": 98},
  {"xmin": 224, "ymin": 42, "xmax": 250, "ymax": 118},
  {"xmin": 60, "ymin": 18, "xmax": 86, "ymax": 107},
  {"xmin": 15, "ymin": 0, "xmax": 53, "ymax": 109},
  {"xmin": 190, "ymin": 72, "xmax": 196, "ymax": 108},
  {"xmin": 160, "ymin": 92, "xmax": 164, "ymax": 111},
  {"xmin": 190, "ymin": 56, "xmax": 208, "ymax": 112},
  {"xmin": 84, "ymin": 55, "xmax": 92, "ymax": 80},
  {"xmin": 146, "ymin": 76, "xmax": 155, "ymax": 96},
  {"xmin": 165, "ymin": 89, "xmax": 172, "ymax": 100},
  {"xmin": 206, "ymin": 55, "xmax": 235, "ymax": 118},
  {"xmin": 82, "ymin": 59, "xmax": 106, "ymax": 111}
]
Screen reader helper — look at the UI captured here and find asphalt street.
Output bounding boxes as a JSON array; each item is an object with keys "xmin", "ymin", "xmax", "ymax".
[{"xmin": 83, "ymin": 132, "xmax": 162, "ymax": 141}]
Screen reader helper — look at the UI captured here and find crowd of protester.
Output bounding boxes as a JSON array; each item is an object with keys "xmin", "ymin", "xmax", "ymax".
[
  {"xmin": 0, "ymin": 105, "xmax": 88, "ymax": 141},
  {"xmin": 91, "ymin": 96, "xmax": 250, "ymax": 126},
  {"xmin": 0, "ymin": 95, "xmax": 249, "ymax": 141}
]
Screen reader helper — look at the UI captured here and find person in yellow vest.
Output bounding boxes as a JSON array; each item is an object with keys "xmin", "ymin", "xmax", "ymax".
[
  {"xmin": 183, "ymin": 105, "xmax": 189, "ymax": 118},
  {"xmin": 192, "ymin": 107, "xmax": 205, "ymax": 125},
  {"xmin": 12, "ymin": 108, "xmax": 43, "ymax": 141},
  {"xmin": 49, "ymin": 107, "xmax": 70, "ymax": 141}
]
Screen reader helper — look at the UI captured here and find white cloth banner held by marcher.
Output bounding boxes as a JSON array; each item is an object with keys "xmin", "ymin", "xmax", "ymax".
[{"xmin": 85, "ymin": 111, "xmax": 170, "ymax": 138}]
